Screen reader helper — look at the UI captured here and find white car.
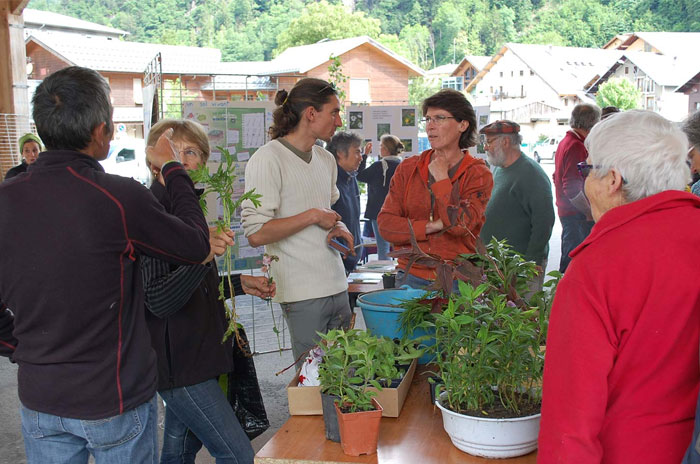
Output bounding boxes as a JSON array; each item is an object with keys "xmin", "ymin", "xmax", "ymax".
[{"xmin": 100, "ymin": 138, "xmax": 151, "ymax": 185}]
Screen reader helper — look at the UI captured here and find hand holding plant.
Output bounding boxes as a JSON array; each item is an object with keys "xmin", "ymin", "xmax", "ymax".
[{"xmin": 189, "ymin": 147, "xmax": 262, "ymax": 346}]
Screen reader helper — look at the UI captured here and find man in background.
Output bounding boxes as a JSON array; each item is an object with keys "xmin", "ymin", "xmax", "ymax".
[
  {"xmin": 553, "ymin": 103, "xmax": 601, "ymax": 272},
  {"xmin": 479, "ymin": 120, "xmax": 555, "ymax": 292}
]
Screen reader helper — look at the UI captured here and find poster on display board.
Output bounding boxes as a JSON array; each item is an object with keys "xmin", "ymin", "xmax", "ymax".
[
  {"xmin": 183, "ymin": 100, "xmax": 275, "ymax": 270},
  {"xmin": 471, "ymin": 105, "xmax": 491, "ymax": 161},
  {"xmin": 345, "ymin": 105, "xmax": 419, "ymax": 159}
]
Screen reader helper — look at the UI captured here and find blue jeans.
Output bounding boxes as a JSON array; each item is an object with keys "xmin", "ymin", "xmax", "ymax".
[
  {"xmin": 559, "ymin": 213, "xmax": 594, "ymax": 273},
  {"xmin": 683, "ymin": 391, "xmax": 700, "ymax": 464},
  {"xmin": 20, "ymin": 395, "xmax": 158, "ymax": 464},
  {"xmin": 371, "ymin": 219, "xmax": 391, "ymax": 260},
  {"xmin": 159, "ymin": 378, "xmax": 253, "ymax": 464}
]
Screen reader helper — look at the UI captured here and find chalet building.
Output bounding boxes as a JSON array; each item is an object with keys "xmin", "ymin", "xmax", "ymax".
[
  {"xmin": 600, "ymin": 32, "xmax": 700, "ymax": 118},
  {"xmin": 677, "ymin": 72, "xmax": 700, "ymax": 114},
  {"xmin": 465, "ymin": 43, "xmax": 620, "ymax": 141},
  {"xmin": 586, "ymin": 51, "xmax": 696, "ymax": 122},
  {"xmin": 445, "ymin": 56, "xmax": 490, "ymax": 91},
  {"xmin": 24, "ymin": 9, "xmax": 424, "ymax": 137}
]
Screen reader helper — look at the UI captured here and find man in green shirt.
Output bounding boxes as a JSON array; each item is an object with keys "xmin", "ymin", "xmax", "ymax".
[{"xmin": 479, "ymin": 120, "xmax": 555, "ymax": 292}]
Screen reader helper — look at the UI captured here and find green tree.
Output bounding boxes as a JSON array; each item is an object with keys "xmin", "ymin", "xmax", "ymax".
[
  {"xmin": 595, "ymin": 77, "xmax": 642, "ymax": 110},
  {"xmin": 275, "ymin": 1, "xmax": 381, "ymax": 54},
  {"xmin": 398, "ymin": 24, "xmax": 435, "ymax": 70}
]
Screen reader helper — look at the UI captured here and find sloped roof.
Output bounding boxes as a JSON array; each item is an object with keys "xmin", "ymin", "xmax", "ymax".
[
  {"xmin": 466, "ymin": 43, "xmax": 621, "ymax": 96},
  {"xmin": 462, "ymin": 55, "xmax": 491, "ymax": 71},
  {"xmin": 587, "ymin": 51, "xmax": 698, "ymax": 92},
  {"xmin": 631, "ymin": 32, "xmax": 700, "ymax": 57},
  {"xmin": 26, "ymin": 30, "xmax": 222, "ymax": 75},
  {"xmin": 426, "ymin": 63, "xmax": 458, "ymax": 76},
  {"xmin": 677, "ymin": 71, "xmax": 700, "ymax": 94},
  {"xmin": 271, "ymin": 36, "xmax": 424, "ymax": 77},
  {"xmin": 24, "ymin": 8, "xmax": 128, "ymax": 37}
]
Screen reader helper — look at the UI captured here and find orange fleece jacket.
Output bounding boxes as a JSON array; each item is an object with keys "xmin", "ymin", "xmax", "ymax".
[{"xmin": 377, "ymin": 149, "xmax": 493, "ymax": 280}]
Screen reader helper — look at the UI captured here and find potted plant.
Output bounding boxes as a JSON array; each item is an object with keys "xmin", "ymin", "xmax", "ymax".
[
  {"xmin": 426, "ymin": 239, "xmax": 560, "ymax": 458},
  {"xmin": 316, "ymin": 329, "xmax": 422, "ymax": 454},
  {"xmin": 382, "ymin": 272, "xmax": 395, "ymax": 288}
]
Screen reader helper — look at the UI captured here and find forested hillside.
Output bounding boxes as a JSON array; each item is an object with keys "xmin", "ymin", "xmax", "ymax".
[{"xmin": 28, "ymin": 0, "xmax": 700, "ymax": 69}]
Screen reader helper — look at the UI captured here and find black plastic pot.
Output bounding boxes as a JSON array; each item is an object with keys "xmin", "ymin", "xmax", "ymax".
[
  {"xmin": 382, "ymin": 274, "xmax": 396, "ymax": 289},
  {"xmin": 321, "ymin": 393, "xmax": 341, "ymax": 442},
  {"xmin": 429, "ymin": 376, "xmax": 443, "ymax": 405}
]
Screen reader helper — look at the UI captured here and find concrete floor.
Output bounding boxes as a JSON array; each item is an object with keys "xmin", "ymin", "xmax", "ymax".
[{"xmin": 0, "ymin": 161, "xmax": 560, "ymax": 463}]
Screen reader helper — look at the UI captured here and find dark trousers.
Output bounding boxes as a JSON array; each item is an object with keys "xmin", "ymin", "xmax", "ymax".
[{"xmin": 559, "ymin": 213, "xmax": 594, "ymax": 273}]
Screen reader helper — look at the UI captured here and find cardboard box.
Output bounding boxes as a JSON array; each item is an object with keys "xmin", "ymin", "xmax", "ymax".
[{"xmin": 286, "ymin": 358, "xmax": 417, "ymax": 418}]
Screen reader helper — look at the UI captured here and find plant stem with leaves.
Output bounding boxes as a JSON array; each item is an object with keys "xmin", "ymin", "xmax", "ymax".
[{"xmin": 189, "ymin": 147, "xmax": 262, "ymax": 346}]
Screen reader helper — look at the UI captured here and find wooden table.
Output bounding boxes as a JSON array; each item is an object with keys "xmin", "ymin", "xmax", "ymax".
[
  {"xmin": 348, "ymin": 281, "xmax": 383, "ymax": 296},
  {"xmin": 255, "ymin": 367, "xmax": 537, "ymax": 464}
]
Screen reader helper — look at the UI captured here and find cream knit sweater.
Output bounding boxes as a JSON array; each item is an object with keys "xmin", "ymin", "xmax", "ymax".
[{"xmin": 241, "ymin": 139, "xmax": 348, "ymax": 303}]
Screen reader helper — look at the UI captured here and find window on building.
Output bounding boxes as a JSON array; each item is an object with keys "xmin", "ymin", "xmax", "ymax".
[
  {"xmin": 645, "ymin": 96, "xmax": 655, "ymax": 110},
  {"xmin": 349, "ymin": 78, "xmax": 370, "ymax": 103},
  {"xmin": 519, "ymin": 70, "xmax": 524, "ymax": 77},
  {"xmin": 441, "ymin": 77, "xmax": 464, "ymax": 91},
  {"xmin": 499, "ymin": 71, "xmax": 503, "ymax": 78},
  {"xmin": 133, "ymin": 78, "xmax": 143, "ymax": 105},
  {"xmin": 511, "ymin": 71, "xmax": 514, "ymax": 77},
  {"xmin": 696, "ymin": 102, "xmax": 700, "ymax": 111},
  {"xmin": 625, "ymin": 67, "xmax": 629, "ymax": 74},
  {"xmin": 520, "ymin": 85, "xmax": 524, "ymax": 97},
  {"xmin": 530, "ymin": 70, "xmax": 535, "ymax": 76}
]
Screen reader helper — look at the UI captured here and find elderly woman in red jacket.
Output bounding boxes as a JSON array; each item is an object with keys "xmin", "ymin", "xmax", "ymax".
[
  {"xmin": 377, "ymin": 89, "xmax": 492, "ymax": 289},
  {"xmin": 538, "ymin": 110, "xmax": 700, "ymax": 463}
]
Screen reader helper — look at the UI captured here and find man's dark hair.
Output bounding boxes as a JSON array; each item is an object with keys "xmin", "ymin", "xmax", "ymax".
[
  {"xmin": 570, "ymin": 103, "xmax": 601, "ymax": 131},
  {"xmin": 32, "ymin": 66, "xmax": 113, "ymax": 151},
  {"xmin": 270, "ymin": 78, "xmax": 338, "ymax": 140},
  {"xmin": 326, "ymin": 131, "xmax": 361, "ymax": 160},
  {"xmin": 422, "ymin": 89, "xmax": 478, "ymax": 149}
]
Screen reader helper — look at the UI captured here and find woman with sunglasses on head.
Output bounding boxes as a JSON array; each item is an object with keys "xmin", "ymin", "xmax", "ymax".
[
  {"xmin": 142, "ymin": 119, "xmax": 275, "ymax": 464},
  {"xmin": 356, "ymin": 134, "xmax": 403, "ymax": 261},
  {"xmin": 538, "ymin": 110, "xmax": 700, "ymax": 463},
  {"xmin": 377, "ymin": 89, "xmax": 493, "ymax": 290}
]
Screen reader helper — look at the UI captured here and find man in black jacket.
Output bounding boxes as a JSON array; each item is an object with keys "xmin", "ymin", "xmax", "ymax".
[{"xmin": 0, "ymin": 66, "xmax": 210, "ymax": 463}]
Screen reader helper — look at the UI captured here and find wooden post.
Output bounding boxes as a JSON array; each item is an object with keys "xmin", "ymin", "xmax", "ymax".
[{"xmin": 0, "ymin": 0, "xmax": 30, "ymax": 177}]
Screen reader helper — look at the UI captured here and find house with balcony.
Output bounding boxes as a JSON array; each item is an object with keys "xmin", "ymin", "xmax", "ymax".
[
  {"xmin": 445, "ymin": 55, "xmax": 491, "ymax": 91},
  {"xmin": 677, "ymin": 71, "xmax": 700, "ymax": 114},
  {"xmin": 586, "ymin": 51, "xmax": 696, "ymax": 121},
  {"xmin": 465, "ymin": 43, "xmax": 620, "ymax": 141}
]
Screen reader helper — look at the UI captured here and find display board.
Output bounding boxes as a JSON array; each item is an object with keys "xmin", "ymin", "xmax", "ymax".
[
  {"xmin": 183, "ymin": 100, "xmax": 275, "ymax": 270},
  {"xmin": 345, "ymin": 105, "xmax": 419, "ymax": 158}
]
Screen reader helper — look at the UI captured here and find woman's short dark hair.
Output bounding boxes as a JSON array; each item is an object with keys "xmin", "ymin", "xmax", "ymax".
[
  {"xmin": 326, "ymin": 131, "xmax": 361, "ymax": 160},
  {"xmin": 422, "ymin": 89, "xmax": 478, "ymax": 149},
  {"xmin": 270, "ymin": 78, "xmax": 338, "ymax": 140},
  {"xmin": 32, "ymin": 66, "xmax": 113, "ymax": 151}
]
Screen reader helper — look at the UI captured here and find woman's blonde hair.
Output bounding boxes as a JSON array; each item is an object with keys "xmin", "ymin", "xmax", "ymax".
[
  {"xmin": 380, "ymin": 134, "xmax": 404, "ymax": 156},
  {"xmin": 146, "ymin": 119, "xmax": 210, "ymax": 164}
]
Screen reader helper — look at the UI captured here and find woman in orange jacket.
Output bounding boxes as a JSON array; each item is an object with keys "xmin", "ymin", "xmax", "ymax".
[{"xmin": 377, "ymin": 89, "xmax": 493, "ymax": 288}]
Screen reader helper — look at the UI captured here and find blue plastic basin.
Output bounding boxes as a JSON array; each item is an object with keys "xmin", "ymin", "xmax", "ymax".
[{"xmin": 357, "ymin": 286, "xmax": 436, "ymax": 364}]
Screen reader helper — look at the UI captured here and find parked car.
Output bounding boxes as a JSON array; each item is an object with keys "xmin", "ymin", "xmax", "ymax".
[
  {"xmin": 530, "ymin": 137, "xmax": 561, "ymax": 163},
  {"xmin": 100, "ymin": 137, "xmax": 150, "ymax": 185}
]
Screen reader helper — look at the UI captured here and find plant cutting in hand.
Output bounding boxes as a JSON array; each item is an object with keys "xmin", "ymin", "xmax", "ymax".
[
  {"xmin": 189, "ymin": 147, "xmax": 262, "ymax": 346},
  {"xmin": 261, "ymin": 253, "xmax": 282, "ymax": 352}
]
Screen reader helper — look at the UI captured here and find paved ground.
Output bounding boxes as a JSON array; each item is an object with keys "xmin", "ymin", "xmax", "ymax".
[{"xmin": 0, "ymin": 161, "xmax": 560, "ymax": 463}]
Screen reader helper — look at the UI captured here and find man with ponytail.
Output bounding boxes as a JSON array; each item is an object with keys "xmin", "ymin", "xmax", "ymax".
[{"xmin": 241, "ymin": 78, "xmax": 354, "ymax": 367}]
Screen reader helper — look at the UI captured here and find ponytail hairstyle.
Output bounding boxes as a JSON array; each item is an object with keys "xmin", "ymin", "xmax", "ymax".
[
  {"xmin": 380, "ymin": 134, "xmax": 405, "ymax": 157},
  {"xmin": 270, "ymin": 78, "xmax": 338, "ymax": 140}
]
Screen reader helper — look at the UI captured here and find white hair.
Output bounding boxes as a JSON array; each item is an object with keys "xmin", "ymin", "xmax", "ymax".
[{"xmin": 584, "ymin": 110, "xmax": 690, "ymax": 203}]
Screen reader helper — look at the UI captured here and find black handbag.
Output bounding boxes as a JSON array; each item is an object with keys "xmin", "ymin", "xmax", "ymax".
[{"xmin": 220, "ymin": 327, "xmax": 270, "ymax": 440}]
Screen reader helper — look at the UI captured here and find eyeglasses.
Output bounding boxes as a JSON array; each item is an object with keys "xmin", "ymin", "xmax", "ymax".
[
  {"xmin": 480, "ymin": 134, "xmax": 501, "ymax": 146},
  {"xmin": 420, "ymin": 115, "xmax": 456, "ymax": 125},
  {"xmin": 577, "ymin": 162, "xmax": 599, "ymax": 178}
]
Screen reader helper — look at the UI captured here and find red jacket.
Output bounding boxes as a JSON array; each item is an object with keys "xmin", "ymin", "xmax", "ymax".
[
  {"xmin": 553, "ymin": 130, "xmax": 588, "ymax": 217},
  {"xmin": 538, "ymin": 190, "xmax": 700, "ymax": 463},
  {"xmin": 377, "ymin": 149, "xmax": 492, "ymax": 280}
]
